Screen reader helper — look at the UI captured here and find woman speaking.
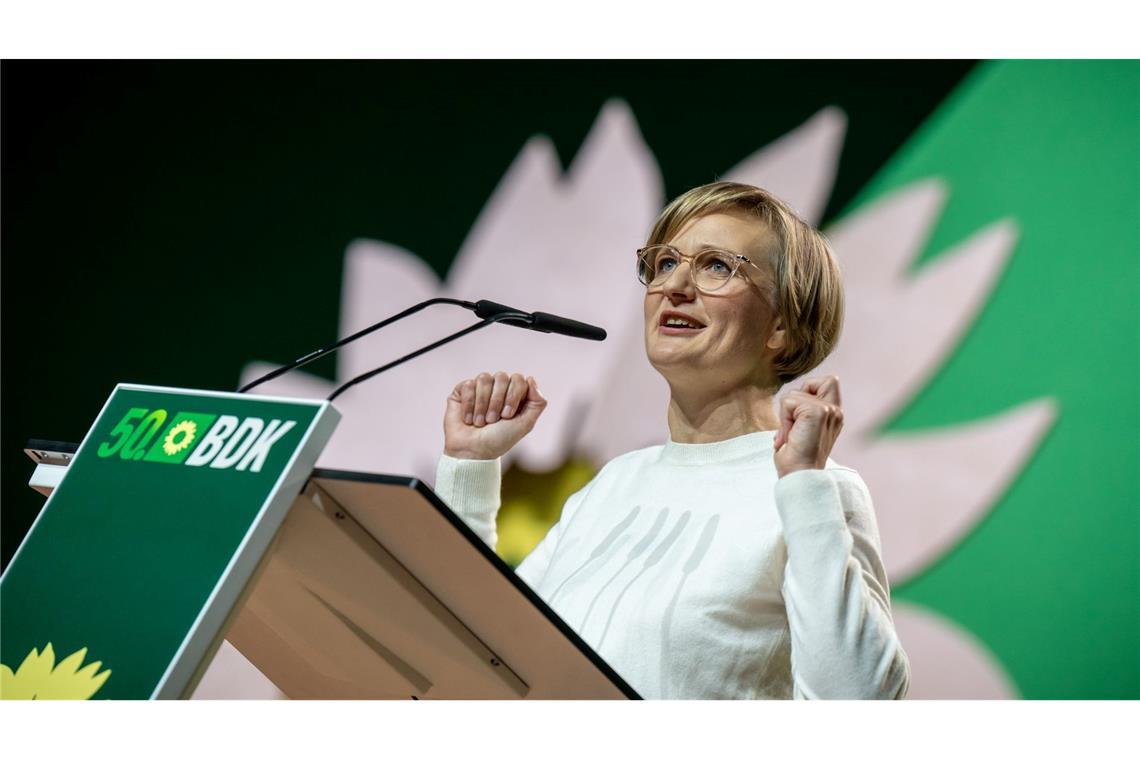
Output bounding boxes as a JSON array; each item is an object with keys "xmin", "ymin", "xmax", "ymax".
[{"xmin": 434, "ymin": 181, "xmax": 910, "ymax": 699}]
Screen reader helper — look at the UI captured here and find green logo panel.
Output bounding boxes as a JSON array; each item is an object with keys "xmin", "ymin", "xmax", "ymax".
[{"xmin": 0, "ymin": 386, "xmax": 326, "ymax": 699}]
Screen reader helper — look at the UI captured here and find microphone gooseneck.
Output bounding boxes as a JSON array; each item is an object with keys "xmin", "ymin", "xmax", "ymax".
[
  {"xmin": 326, "ymin": 309, "xmax": 530, "ymax": 402},
  {"xmin": 238, "ymin": 296, "xmax": 607, "ymax": 402},
  {"xmin": 238, "ymin": 297, "xmax": 476, "ymax": 393}
]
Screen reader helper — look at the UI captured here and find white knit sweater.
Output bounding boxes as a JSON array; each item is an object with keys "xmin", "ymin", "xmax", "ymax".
[{"xmin": 434, "ymin": 429, "xmax": 910, "ymax": 699}]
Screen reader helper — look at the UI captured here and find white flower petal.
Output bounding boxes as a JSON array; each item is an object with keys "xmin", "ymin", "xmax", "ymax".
[
  {"xmin": 575, "ymin": 300, "xmax": 671, "ymax": 464},
  {"xmin": 438, "ymin": 99, "xmax": 662, "ymax": 470},
  {"xmin": 192, "ymin": 640, "xmax": 285, "ymax": 700},
  {"xmin": 893, "ymin": 600, "xmax": 1019, "ymax": 699},
  {"xmin": 830, "ymin": 398, "xmax": 1057, "ymax": 583},
  {"xmin": 444, "ymin": 133, "xmax": 563, "ymax": 298},
  {"xmin": 822, "ymin": 212, "xmax": 1021, "ymax": 437},
  {"xmin": 783, "ymin": 177, "xmax": 1057, "ymax": 583},
  {"xmin": 828, "ymin": 178, "xmax": 948, "ymax": 284},
  {"xmin": 725, "ymin": 106, "xmax": 847, "ymax": 225},
  {"xmin": 446, "ymin": 99, "xmax": 660, "ymax": 315},
  {"xmin": 337, "ymin": 239, "xmax": 443, "ymax": 381}
]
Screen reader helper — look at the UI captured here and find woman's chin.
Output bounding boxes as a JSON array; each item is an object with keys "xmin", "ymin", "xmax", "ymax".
[{"xmin": 647, "ymin": 349, "xmax": 701, "ymax": 376}]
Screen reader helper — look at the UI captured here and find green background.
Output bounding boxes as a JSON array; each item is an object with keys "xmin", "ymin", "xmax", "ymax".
[
  {"xmin": 853, "ymin": 61, "xmax": 1139, "ymax": 698},
  {"xmin": 0, "ymin": 387, "xmax": 319, "ymax": 698}
]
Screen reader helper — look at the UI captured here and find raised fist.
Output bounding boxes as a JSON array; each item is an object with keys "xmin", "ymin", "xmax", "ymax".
[
  {"xmin": 773, "ymin": 375, "xmax": 844, "ymax": 479},
  {"xmin": 443, "ymin": 371, "xmax": 547, "ymax": 460}
]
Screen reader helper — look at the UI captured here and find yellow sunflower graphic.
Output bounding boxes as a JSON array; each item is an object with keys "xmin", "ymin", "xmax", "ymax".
[
  {"xmin": 162, "ymin": 419, "xmax": 198, "ymax": 456},
  {"xmin": 0, "ymin": 643, "xmax": 111, "ymax": 699}
]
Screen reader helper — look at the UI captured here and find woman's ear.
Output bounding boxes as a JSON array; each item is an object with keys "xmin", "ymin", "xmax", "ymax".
[{"xmin": 766, "ymin": 316, "xmax": 786, "ymax": 352}]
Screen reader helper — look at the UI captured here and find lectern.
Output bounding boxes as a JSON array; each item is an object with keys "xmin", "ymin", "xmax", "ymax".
[{"xmin": 1, "ymin": 384, "xmax": 639, "ymax": 700}]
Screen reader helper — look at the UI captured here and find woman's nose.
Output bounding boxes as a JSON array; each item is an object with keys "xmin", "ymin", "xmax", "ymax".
[{"xmin": 663, "ymin": 261, "xmax": 696, "ymax": 299}]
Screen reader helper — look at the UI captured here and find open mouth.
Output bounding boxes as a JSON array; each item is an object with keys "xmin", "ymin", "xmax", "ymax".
[{"xmin": 659, "ymin": 312, "xmax": 707, "ymax": 330}]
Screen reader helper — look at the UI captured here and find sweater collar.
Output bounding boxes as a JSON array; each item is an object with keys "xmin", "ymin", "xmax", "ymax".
[{"xmin": 660, "ymin": 429, "xmax": 777, "ymax": 466}]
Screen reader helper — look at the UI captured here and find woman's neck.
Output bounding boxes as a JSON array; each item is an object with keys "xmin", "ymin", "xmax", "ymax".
[{"xmin": 665, "ymin": 382, "xmax": 780, "ymax": 444}]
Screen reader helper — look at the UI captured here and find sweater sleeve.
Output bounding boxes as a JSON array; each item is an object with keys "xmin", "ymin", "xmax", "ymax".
[
  {"xmin": 434, "ymin": 453, "xmax": 502, "ymax": 548},
  {"xmin": 774, "ymin": 467, "xmax": 910, "ymax": 700}
]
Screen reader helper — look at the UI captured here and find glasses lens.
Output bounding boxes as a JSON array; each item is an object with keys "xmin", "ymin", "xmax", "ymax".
[
  {"xmin": 638, "ymin": 246, "xmax": 677, "ymax": 286},
  {"xmin": 693, "ymin": 250, "xmax": 736, "ymax": 292},
  {"xmin": 636, "ymin": 249, "xmax": 652, "ymax": 284}
]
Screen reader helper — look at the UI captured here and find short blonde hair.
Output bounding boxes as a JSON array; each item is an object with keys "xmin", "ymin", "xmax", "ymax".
[{"xmin": 645, "ymin": 181, "xmax": 844, "ymax": 388}]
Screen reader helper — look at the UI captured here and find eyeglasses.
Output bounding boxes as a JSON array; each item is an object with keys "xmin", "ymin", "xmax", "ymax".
[{"xmin": 636, "ymin": 244, "xmax": 765, "ymax": 294}]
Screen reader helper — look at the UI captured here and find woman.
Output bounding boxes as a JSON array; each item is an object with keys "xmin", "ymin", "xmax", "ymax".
[{"xmin": 434, "ymin": 181, "xmax": 910, "ymax": 699}]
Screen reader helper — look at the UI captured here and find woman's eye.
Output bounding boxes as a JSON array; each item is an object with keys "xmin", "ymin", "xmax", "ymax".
[
  {"xmin": 704, "ymin": 256, "xmax": 731, "ymax": 274},
  {"xmin": 657, "ymin": 257, "xmax": 678, "ymax": 272}
]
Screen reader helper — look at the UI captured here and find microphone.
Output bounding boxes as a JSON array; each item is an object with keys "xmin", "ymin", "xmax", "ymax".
[
  {"xmin": 326, "ymin": 301, "xmax": 606, "ymax": 401},
  {"xmin": 473, "ymin": 300, "xmax": 607, "ymax": 341},
  {"xmin": 238, "ymin": 297, "xmax": 606, "ymax": 398}
]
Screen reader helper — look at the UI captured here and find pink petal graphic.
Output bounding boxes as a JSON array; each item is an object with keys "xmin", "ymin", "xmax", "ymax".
[
  {"xmin": 893, "ymin": 601, "xmax": 1018, "ymax": 699},
  {"xmin": 448, "ymin": 98, "xmax": 662, "ymax": 307},
  {"xmin": 819, "ymin": 183, "xmax": 1022, "ymax": 437},
  {"xmin": 337, "ymin": 239, "xmax": 443, "ymax": 381},
  {"xmin": 243, "ymin": 99, "xmax": 662, "ymax": 478},
  {"xmin": 574, "ymin": 294, "xmax": 672, "ymax": 464},
  {"xmin": 725, "ymin": 106, "xmax": 847, "ymax": 224},
  {"xmin": 787, "ymin": 179, "xmax": 1058, "ymax": 584},
  {"xmin": 831, "ymin": 179, "xmax": 949, "ymax": 286},
  {"xmin": 439, "ymin": 99, "xmax": 663, "ymax": 471},
  {"xmin": 192, "ymin": 641, "xmax": 285, "ymax": 700},
  {"xmin": 831, "ymin": 398, "xmax": 1057, "ymax": 583}
]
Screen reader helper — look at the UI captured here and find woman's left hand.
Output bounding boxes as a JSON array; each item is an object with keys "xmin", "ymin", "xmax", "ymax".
[{"xmin": 773, "ymin": 375, "xmax": 844, "ymax": 479}]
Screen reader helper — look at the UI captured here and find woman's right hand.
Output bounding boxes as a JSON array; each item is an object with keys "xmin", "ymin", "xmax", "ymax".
[{"xmin": 443, "ymin": 371, "xmax": 548, "ymax": 460}]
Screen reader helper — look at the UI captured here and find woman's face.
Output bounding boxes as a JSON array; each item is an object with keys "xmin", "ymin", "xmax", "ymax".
[{"xmin": 643, "ymin": 211, "xmax": 784, "ymax": 390}]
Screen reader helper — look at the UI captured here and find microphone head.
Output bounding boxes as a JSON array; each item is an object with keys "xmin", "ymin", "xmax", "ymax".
[
  {"xmin": 473, "ymin": 299, "xmax": 507, "ymax": 319},
  {"xmin": 473, "ymin": 299, "xmax": 526, "ymax": 323},
  {"xmin": 474, "ymin": 299, "xmax": 605, "ymax": 341},
  {"xmin": 531, "ymin": 311, "xmax": 606, "ymax": 341}
]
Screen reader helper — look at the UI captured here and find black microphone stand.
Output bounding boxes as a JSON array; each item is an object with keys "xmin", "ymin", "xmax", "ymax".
[
  {"xmin": 238, "ymin": 297, "xmax": 476, "ymax": 394},
  {"xmin": 238, "ymin": 296, "xmax": 603, "ymax": 401},
  {"xmin": 326, "ymin": 311, "xmax": 526, "ymax": 402}
]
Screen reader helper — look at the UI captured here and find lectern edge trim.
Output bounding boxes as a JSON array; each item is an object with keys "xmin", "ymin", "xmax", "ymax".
[{"xmin": 147, "ymin": 393, "xmax": 342, "ymax": 699}]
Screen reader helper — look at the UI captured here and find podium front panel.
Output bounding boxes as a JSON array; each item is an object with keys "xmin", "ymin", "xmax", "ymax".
[{"xmin": 0, "ymin": 385, "xmax": 339, "ymax": 700}]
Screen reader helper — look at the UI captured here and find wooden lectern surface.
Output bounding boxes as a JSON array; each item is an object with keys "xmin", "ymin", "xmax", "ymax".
[{"xmin": 225, "ymin": 470, "xmax": 640, "ymax": 700}]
